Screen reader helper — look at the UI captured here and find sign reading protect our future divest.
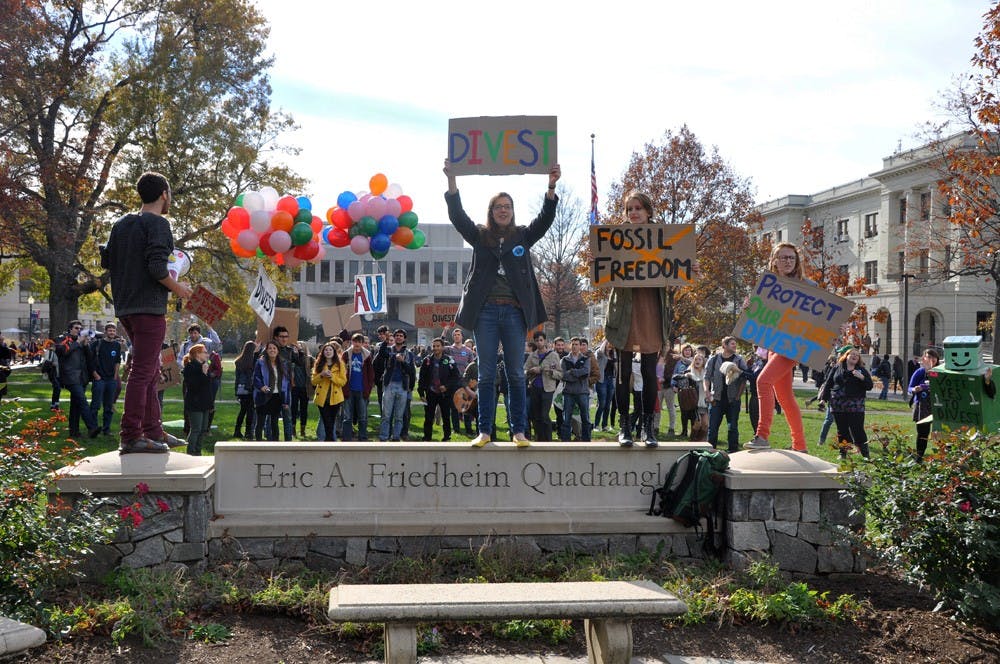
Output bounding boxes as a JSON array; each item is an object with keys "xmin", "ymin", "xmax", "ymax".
[
  {"xmin": 733, "ymin": 272, "xmax": 855, "ymax": 372},
  {"xmin": 447, "ymin": 116, "xmax": 557, "ymax": 175},
  {"xmin": 588, "ymin": 224, "xmax": 696, "ymax": 288}
]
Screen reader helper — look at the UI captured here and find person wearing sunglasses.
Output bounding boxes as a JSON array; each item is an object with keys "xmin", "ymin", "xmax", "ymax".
[{"xmin": 443, "ymin": 158, "xmax": 561, "ymax": 448}]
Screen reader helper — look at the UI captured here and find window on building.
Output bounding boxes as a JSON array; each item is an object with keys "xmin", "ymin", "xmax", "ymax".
[
  {"xmin": 433, "ymin": 261, "xmax": 444, "ymax": 285},
  {"xmin": 977, "ymin": 311, "xmax": 994, "ymax": 341},
  {"xmin": 334, "ymin": 260, "xmax": 344, "ymax": 282},
  {"xmin": 864, "ymin": 212, "xmax": 878, "ymax": 238},
  {"xmin": 391, "ymin": 261, "xmax": 401, "ymax": 284},
  {"xmin": 836, "ymin": 264, "xmax": 850, "ymax": 281},
  {"xmin": 462, "ymin": 262, "xmax": 471, "ymax": 280},
  {"xmin": 762, "ymin": 232, "xmax": 772, "ymax": 246},
  {"xmin": 837, "ymin": 219, "xmax": 849, "ymax": 241},
  {"xmin": 920, "ymin": 192, "xmax": 931, "ymax": 221},
  {"xmin": 776, "ymin": 230, "xmax": 783, "ymax": 242},
  {"xmin": 305, "ymin": 264, "xmax": 316, "ymax": 283},
  {"xmin": 918, "ymin": 249, "xmax": 929, "ymax": 273},
  {"xmin": 898, "ymin": 251, "xmax": 905, "ymax": 276},
  {"xmin": 448, "ymin": 262, "xmax": 458, "ymax": 284},
  {"xmin": 864, "ymin": 260, "xmax": 878, "ymax": 285},
  {"xmin": 349, "ymin": 260, "xmax": 359, "ymax": 279},
  {"xmin": 419, "ymin": 261, "xmax": 429, "ymax": 284},
  {"xmin": 320, "ymin": 260, "xmax": 330, "ymax": 283},
  {"xmin": 406, "ymin": 262, "xmax": 415, "ymax": 283},
  {"xmin": 898, "ymin": 197, "xmax": 907, "ymax": 224}
]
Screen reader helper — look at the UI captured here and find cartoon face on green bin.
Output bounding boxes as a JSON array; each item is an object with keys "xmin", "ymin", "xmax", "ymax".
[{"xmin": 943, "ymin": 336, "xmax": 982, "ymax": 372}]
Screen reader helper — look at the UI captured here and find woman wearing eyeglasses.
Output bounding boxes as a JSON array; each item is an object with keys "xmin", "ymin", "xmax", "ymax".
[
  {"xmin": 443, "ymin": 159, "xmax": 561, "ymax": 448},
  {"xmin": 745, "ymin": 242, "xmax": 810, "ymax": 452}
]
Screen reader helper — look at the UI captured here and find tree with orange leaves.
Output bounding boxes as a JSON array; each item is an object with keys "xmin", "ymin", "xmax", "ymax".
[{"xmin": 580, "ymin": 125, "xmax": 768, "ymax": 345}]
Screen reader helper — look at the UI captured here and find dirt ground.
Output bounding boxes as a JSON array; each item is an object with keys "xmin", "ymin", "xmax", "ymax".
[{"xmin": 17, "ymin": 569, "xmax": 1000, "ymax": 663}]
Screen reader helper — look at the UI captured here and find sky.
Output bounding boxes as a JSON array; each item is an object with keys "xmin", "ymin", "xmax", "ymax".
[{"xmin": 252, "ymin": 0, "xmax": 987, "ymax": 228}]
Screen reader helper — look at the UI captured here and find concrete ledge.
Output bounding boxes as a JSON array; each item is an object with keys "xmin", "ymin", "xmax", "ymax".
[
  {"xmin": 0, "ymin": 615, "xmax": 46, "ymax": 657},
  {"xmin": 53, "ymin": 451, "xmax": 215, "ymax": 494},
  {"xmin": 209, "ymin": 509, "xmax": 693, "ymax": 538},
  {"xmin": 724, "ymin": 449, "xmax": 842, "ymax": 490}
]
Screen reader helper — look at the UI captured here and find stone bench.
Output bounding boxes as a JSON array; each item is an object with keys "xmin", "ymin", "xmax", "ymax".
[{"xmin": 327, "ymin": 580, "xmax": 686, "ymax": 664}]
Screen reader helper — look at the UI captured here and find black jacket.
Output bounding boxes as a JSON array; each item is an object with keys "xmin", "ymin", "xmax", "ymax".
[
  {"xmin": 54, "ymin": 334, "xmax": 93, "ymax": 387},
  {"xmin": 103, "ymin": 212, "xmax": 174, "ymax": 317},
  {"xmin": 445, "ymin": 191, "xmax": 557, "ymax": 330},
  {"xmin": 378, "ymin": 344, "xmax": 416, "ymax": 391},
  {"xmin": 417, "ymin": 353, "xmax": 460, "ymax": 396}
]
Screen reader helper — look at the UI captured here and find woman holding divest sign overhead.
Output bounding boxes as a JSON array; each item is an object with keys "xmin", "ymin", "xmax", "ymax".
[
  {"xmin": 603, "ymin": 191, "xmax": 671, "ymax": 449},
  {"xmin": 745, "ymin": 242, "xmax": 810, "ymax": 452},
  {"xmin": 443, "ymin": 158, "xmax": 561, "ymax": 448}
]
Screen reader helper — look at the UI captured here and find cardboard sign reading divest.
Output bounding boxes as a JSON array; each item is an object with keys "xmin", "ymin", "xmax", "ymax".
[
  {"xmin": 415, "ymin": 303, "xmax": 459, "ymax": 328},
  {"xmin": 733, "ymin": 272, "xmax": 854, "ymax": 372},
  {"xmin": 448, "ymin": 116, "xmax": 557, "ymax": 175},
  {"xmin": 588, "ymin": 224, "xmax": 696, "ymax": 287}
]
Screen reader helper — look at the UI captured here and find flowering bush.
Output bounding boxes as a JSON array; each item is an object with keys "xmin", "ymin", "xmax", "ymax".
[
  {"xmin": 840, "ymin": 424, "xmax": 1000, "ymax": 627},
  {"xmin": 117, "ymin": 482, "xmax": 171, "ymax": 529},
  {"xmin": 0, "ymin": 405, "xmax": 119, "ymax": 620}
]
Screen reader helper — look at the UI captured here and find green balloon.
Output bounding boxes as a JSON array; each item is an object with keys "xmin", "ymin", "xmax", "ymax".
[
  {"xmin": 370, "ymin": 248, "xmax": 388, "ymax": 260},
  {"xmin": 398, "ymin": 211, "xmax": 418, "ymax": 229},
  {"xmin": 348, "ymin": 223, "xmax": 361, "ymax": 238},
  {"xmin": 290, "ymin": 222, "xmax": 313, "ymax": 246},
  {"xmin": 294, "ymin": 208, "xmax": 312, "ymax": 224},
  {"xmin": 255, "ymin": 247, "xmax": 265, "ymax": 258},
  {"xmin": 359, "ymin": 215, "xmax": 378, "ymax": 237},
  {"xmin": 235, "ymin": 193, "xmax": 245, "ymax": 207},
  {"xmin": 406, "ymin": 228, "xmax": 426, "ymax": 250}
]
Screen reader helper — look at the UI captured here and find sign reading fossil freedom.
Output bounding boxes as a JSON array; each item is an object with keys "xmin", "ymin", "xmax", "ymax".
[
  {"xmin": 415, "ymin": 303, "xmax": 459, "ymax": 328},
  {"xmin": 732, "ymin": 271, "xmax": 855, "ymax": 372},
  {"xmin": 447, "ymin": 116, "xmax": 557, "ymax": 176},
  {"xmin": 588, "ymin": 224, "xmax": 696, "ymax": 287}
]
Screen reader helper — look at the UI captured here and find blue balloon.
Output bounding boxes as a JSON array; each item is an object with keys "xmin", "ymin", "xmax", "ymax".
[
  {"xmin": 370, "ymin": 233, "xmax": 391, "ymax": 253},
  {"xmin": 378, "ymin": 215, "xmax": 399, "ymax": 235},
  {"xmin": 296, "ymin": 196, "xmax": 312, "ymax": 211},
  {"xmin": 337, "ymin": 191, "xmax": 357, "ymax": 209}
]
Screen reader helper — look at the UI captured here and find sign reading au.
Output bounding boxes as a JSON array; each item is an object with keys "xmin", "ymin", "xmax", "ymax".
[
  {"xmin": 447, "ymin": 116, "xmax": 557, "ymax": 176},
  {"xmin": 354, "ymin": 274, "xmax": 387, "ymax": 315},
  {"xmin": 733, "ymin": 272, "xmax": 855, "ymax": 372},
  {"xmin": 589, "ymin": 224, "xmax": 696, "ymax": 287}
]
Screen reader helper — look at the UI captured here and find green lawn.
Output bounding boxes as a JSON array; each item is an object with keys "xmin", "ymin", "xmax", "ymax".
[{"xmin": 5, "ymin": 361, "xmax": 914, "ymax": 466}]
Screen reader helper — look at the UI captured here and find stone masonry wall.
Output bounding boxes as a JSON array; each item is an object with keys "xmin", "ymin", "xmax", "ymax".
[{"xmin": 724, "ymin": 487, "xmax": 866, "ymax": 574}]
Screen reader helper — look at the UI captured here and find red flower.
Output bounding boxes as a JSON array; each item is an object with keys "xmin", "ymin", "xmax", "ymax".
[
  {"xmin": 130, "ymin": 512, "xmax": 144, "ymax": 527},
  {"xmin": 135, "ymin": 482, "xmax": 150, "ymax": 496},
  {"xmin": 156, "ymin": 498, "xmax": 170, "ymax": 513},
  {"xmin": 959, "ymin": 500, "xmax": 972, "ymax": 513},
  {"xmin": 117, "ymin": 506, "xmax": 132, "ymax": 520}
]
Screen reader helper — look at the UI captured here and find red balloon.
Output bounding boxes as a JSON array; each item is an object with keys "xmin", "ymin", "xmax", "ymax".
[
  {"xmin": 258, "ymin": 231, "xmax": 276, "ymax": 256},
  {"xmin": 293, "ymin": 239, "xmax": 320, "ymax": 260},
  {"xmin": 310, "ymin": 215, "xmax": 323, "ymax": 232},
  {"xmin": 330, "ymin": 207, "xmax": 352, "ymax": 230},
  {"xmin": 228, "ymin": 206, "xmax": 250, "ymax": 230},
  {"xmin": 327, "ymin": 227, "xmax": 350, "ymax": 247},
  {"xmin": 397, "ymin": 195, "xmax": 413, "ymax": 214},
  {"xmin": 276, "ymin": 195, "xmax": 299, "ymax": 216},
  {"xmin": 221, "ymin": 217, "xmax": 237, "ymax": 239},
  {"xmin": 273, "ymin": 251, "xmax": 285, "ymax": 265}
]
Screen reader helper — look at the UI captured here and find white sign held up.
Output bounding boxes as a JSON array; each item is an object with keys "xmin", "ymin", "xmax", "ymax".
[
  {"xmin": 248, "ymin": 266, "xmax": 277, "ymax": 327},
  {"xmin": 354, "ymin": 274, "xmax": 387, "ymax": 315}
]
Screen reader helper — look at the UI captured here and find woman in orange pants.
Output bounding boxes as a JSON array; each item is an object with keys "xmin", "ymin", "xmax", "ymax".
[{"xmin": 746, "ymin": 242, "xmax": 809, "ymax": 452}]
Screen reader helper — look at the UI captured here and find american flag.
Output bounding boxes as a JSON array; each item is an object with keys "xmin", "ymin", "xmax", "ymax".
[{"xmin": 589, "ymin": 134, "xmax": 598, "ymax": 224}]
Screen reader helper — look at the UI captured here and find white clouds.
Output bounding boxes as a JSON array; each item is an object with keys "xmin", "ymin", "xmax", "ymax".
[{"xmin": 253, "ymin": 0, "xmax": 984, "ymax": 222}]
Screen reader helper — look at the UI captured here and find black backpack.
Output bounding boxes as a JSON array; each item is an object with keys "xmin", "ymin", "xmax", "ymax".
[{"xmin": 647, "ymin": 449, "xmax": 730, "ymax": 556}]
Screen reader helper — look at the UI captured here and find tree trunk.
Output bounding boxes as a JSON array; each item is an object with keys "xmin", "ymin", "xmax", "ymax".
[
  {"xmin": 46, "ymin": 265, "xmax": 81, "ymax": 338},
  {"xmin": 993, "ymin": 281, "xmax": 1000, "ymax": 363}
]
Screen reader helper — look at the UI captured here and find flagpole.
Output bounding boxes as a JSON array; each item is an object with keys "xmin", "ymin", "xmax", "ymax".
[{"xmin": 589, "ymin": 133, "xmax": 598, "ymax": 225}]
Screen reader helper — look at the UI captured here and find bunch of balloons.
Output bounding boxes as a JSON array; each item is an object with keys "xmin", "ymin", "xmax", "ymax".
[
  {"xmin": 323, "ymin": 173, "xmax": 426, "ymax": 260},
  {"xmin": 221, "ymin": 187, "xmax": 326, "ymax": 268}
]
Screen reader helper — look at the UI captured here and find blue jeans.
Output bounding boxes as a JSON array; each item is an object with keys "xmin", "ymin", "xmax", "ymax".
[
  {"xmin": 819, "ymin": 405, "xmax": 835, "ymax": 444},
  {"xmin": 341, "ymin": 390, "xmax": 369, "ymax": 440},
  {"xmin": 878, "ymin": 377, "xmax": 889, "ymax": 399},
  {"xmin": 594, "ymin": 376, "xmax": 614, "ymax": 428},
  {"xmin": 380, "ymin": 382, "xmax": 408, "ymax": 440},
  {"xmin": 90, "ymin": 378, "xmax": 118, "ymax": 433},
  {"xmin": 561, "ymin": 392, "xmax": 591, "ymax": 441},
  {"xmin": 66, "ymin": 382, "xmax": 98, "ymax": 434},
  {"xmin": 473, "ymin": 303, "xmax": 527, "ymax": 436},
  {"xmin": 707, "ymin": 398, "xmax": 741, "ymax": 451}
]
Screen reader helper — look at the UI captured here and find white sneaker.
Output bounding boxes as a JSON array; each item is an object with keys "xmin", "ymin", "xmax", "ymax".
[{"xmin": 744, "ymin": 436, "xmax": 770, "ymax": 450}]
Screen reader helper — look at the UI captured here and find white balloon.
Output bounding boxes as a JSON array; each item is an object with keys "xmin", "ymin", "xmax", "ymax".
[
  {"xmin": 250, "ymin": 209, "xmax": 271, "ymax": 234},
  {"xmin": 260, "ymin": 186, "xmax": 280, "ymax": 210},
  {"xmin": 385, "ymin": 183, "xmax": 403, "ymax": 199},
  {"xmin": 270, "ymin": 229, "xmax": 292, "ymax": 254},
  {"xmin": 243, "ymin": 191, "xmax": 265, "ymax": 212}
]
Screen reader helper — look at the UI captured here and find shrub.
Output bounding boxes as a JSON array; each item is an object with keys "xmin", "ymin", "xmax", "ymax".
[
  {"xmin": 0, "ymin": 405, "xmax": 119, "ymax": 620},
  {"xmin": 840, "ymin": 425, "xmax": 1000, "ymax": 627}
]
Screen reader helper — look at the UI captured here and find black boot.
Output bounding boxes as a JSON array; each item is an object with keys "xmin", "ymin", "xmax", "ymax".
[
  {"xmin": 618, "ymin": 414, "xmax": 633, "ymax": 448},
  {"xmin": 644, "ymin": 415, "xmax": 658, "ymax": 448}
]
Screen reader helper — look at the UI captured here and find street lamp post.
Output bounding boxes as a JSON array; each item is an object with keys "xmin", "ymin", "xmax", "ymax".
[{"xmin": 27, "ymin": 296, "xmax": 34, "ymax": 340}]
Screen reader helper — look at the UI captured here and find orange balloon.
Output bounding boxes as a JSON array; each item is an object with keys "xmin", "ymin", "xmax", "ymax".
[
  {"xmin": 230, "ymin": 238, "xmax": 255, "ymax": 258},
  {"xmin": 271, "ymin": 210, "xmax": 294, "ymax": 232},
  {"xmin": 391, "ymin": 226, "xmax": 414, "ymax": 246},
  {"xmin": 369, "ymin": 173, "xmax": 388, "ymax": 196},
  {"xmin": 221, "ymin": 217, "xmax": 237, "ymax": 238}
]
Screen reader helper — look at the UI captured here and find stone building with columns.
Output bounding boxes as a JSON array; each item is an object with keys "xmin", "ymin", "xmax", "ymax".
[{"xmin": 756, "ymin": 134, "xmax": 994, "ymax": 360}]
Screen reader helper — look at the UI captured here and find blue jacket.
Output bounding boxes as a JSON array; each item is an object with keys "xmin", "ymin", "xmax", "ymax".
[{"xmin": 252, "ymin": 357, "xmax": 290, "ymax": 406}]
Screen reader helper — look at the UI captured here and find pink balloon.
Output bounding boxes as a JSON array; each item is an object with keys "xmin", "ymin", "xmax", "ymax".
[
  {"xmin": 283, "ymin": 250, "xmax": 303, "ymax": 269},
  {"xmin": 348, "ymin": 200, "xmax": 365, "ymax": 222},
  {"xmin": 236, "ymin": 229, "xmax": 259, "ymax": 252},
  {"xmin": 350, "ymin": 235, "xmax": 370, "ymax": 255},
  {"xmin": 311, "ymin": 244, "xmax": 326, "ymax": 263},
  {"xmin": 359, "ymin": 193, "xmax": 373, "ymax": 203},
  {"xmin": 270, "ymin": 229, "xmax": 292, "ymax": 254},
  {"xmin": 385, "ymin": 198, "xmax": 402, "ymax": 218},
  {"xmin": 367, "ymin": 196, "xmax": 387, "ymax": 219},
  {"xmin": 385, "ymin": 183, "xmax": 403, "ymax": 199}
]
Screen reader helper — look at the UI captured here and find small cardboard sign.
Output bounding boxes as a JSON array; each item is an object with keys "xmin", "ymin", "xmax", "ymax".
[
  {"xmin": 354, "ymin": 274, "xmax": 387, "ymax": 315},
  {"xmin": 447, "ymin": 115, "xmax": 557, "ymax": 176},
  {"xmin": 732, "ymin": 272, "xmax": 855, "ymax": 372},
  {"xmin": 256, "ymin": 308, "xmax": 299, "ymax": 345},
  {"xmin": 158, "ymin": 347, "xmax": 180, "ymax": 392},
  {"xmin": 588, "ymin": 224, "xmax": 696, "ymax": 287},
  {"xmin": 184, "ymin": 285, "xmax": 229, "ymax": 327},
  {"xmin": 319, "ymin": 303, "xmax": 361, "ymax": 337},
  {"xmin": 248, "ymin": 267, "xmax": 277, "ymax": 327},
  {"xmin": 415, "ymin": 303, "xmax": 459, "ymax": 328}
]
